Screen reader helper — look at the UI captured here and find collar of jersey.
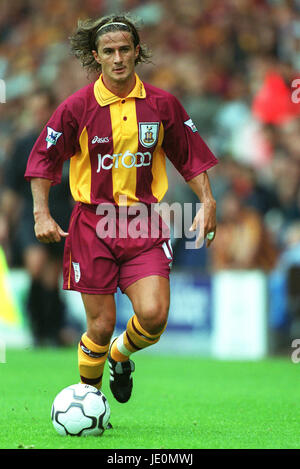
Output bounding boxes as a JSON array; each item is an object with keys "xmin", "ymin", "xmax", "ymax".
[{"xmin": 94, "ymin": 73, "xmax": 146, "ymax": 106}]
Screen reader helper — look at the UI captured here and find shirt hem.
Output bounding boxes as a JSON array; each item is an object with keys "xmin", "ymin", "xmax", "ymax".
[
  {"xmin": 183, "ymin": 159, "xmax": 218, "ymax": 182},
  {"xmin": 24, "ymin": 172, "xmax": 60, "ymax": 185}
]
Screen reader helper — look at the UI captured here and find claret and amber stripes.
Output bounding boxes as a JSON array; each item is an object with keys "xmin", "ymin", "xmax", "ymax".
[
  {"xmin": 110, "ymin": 315, "xmax": 167, "ymax": 362},
  {"xmin": 78, "ymin": 333, "xmax": 110, "ymax": 389},
  {"xmin": 109, "ymin": 98, "xmax": 139, "ymax": 206},
  {"xmin": 25, "ymin": 73, "xmax": 218, "ymax": 208},
  {"xmin": 68, "ymin": 73, "xmax": 170, "ymax": 207}
]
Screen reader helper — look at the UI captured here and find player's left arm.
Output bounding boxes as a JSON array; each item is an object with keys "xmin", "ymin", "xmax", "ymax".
[
  {"xmin": 159, "ymin": 93, "xmax": 218, "ymax": 247},
  {"xmin": 187, "ymin": 171, "xmax": 216, "ymax": 248}
]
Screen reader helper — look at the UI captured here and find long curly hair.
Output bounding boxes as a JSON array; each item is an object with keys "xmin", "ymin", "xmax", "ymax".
[{"xmin": 69, "ymin": 13, "xmax": 152, "ymax": 75}]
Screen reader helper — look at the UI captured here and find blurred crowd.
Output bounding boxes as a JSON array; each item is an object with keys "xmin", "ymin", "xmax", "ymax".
[{"xmin": 1, "ymin": 0, "xmax": 300, "ymax": 342}]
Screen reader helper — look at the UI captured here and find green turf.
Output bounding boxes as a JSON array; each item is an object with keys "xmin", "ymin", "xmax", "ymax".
[{"xmin": 0, "ymin": 347, "xmax": 299, "ymax": 449}]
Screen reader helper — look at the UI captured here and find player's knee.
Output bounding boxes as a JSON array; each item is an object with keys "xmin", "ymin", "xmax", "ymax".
[{"xmin": 138, "ymin": 304, "xmax": 169, "ymax": 335}]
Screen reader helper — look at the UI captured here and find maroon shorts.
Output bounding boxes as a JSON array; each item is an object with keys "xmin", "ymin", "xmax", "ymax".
[{"xmin": 63, "ymin": 203, "xmax": 173, "ymax": 294}]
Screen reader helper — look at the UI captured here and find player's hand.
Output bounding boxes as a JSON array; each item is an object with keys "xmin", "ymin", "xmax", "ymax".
[
  {"xmin": 34, "ymin": 212, "xmax": 69, "ymax": 243},
  {"xmin": 189, "ymin": 199, "xmax": 216, "ymax": 248}
]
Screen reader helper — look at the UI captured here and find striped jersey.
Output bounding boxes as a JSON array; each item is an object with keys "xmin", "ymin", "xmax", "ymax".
[{"xmin": 25, "ymin": 74, "xmax": 218, "ymax": 205}]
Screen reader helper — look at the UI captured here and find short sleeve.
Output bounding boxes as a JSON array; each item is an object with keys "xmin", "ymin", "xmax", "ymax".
[
  {"xmin": 161, "ymin": 95, "xmax": 218, "ymax": 181},
  {"xmin": 24, "ymin": 101, "xmax": 78, "ymax": 185}
]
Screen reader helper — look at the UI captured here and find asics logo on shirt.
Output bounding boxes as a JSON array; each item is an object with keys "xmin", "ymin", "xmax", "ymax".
[
  {"xmin": 92, "ymin": 136, "xmax": 110, "ymax": 144},
  {"xmin": 97, "ymin": 151, "xmax": 152, "ymax": 173}
]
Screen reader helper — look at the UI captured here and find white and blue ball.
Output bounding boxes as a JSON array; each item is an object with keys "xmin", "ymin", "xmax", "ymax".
[{"xmin": 51, "ymin": 383, "xmax": 110, "ymax": 436}]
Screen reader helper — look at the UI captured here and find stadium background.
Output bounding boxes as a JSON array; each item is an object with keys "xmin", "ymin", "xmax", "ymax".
[{"xmin": 1, "ymin": 0, "xmax": 300, "ymax": 362}]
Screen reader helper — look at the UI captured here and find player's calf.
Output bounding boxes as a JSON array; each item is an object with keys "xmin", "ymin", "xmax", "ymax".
[{"xmin": 108, "ymin": 315, "xmax": 167, "ymax": 403}]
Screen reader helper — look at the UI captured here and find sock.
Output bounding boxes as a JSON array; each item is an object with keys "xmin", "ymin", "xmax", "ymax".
[
  {"xmin": 110, "ymin": 315, "xmax": 167, "ymax": 362},
  {"xmin": 78, "ymin": 333, "xmax": 109, "ymax": 389}
]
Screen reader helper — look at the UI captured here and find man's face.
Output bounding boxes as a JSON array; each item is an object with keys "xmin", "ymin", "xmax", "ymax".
[{"xmin": 93, "ymin": 30, "xmax": 140, "ymax": 85}]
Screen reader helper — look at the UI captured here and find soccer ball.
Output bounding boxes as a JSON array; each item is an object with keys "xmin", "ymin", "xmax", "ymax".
[{"xmin": 51, "ymin": 383, "xmax": 110, "ymax": 436}]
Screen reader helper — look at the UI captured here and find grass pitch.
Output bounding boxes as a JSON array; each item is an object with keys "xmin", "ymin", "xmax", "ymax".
[{"xmin": 0, "ymin": 348, "xmax": 299, "ymax": 449}]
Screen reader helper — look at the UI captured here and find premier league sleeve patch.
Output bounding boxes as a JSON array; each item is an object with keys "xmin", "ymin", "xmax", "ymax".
[
  {"xmin": 46, "ymin": 126, "xmax": 63, "ymax": 149},
  {"xmin": 184, "ymin": 118, "xmax": 197, "ymax": 133}
]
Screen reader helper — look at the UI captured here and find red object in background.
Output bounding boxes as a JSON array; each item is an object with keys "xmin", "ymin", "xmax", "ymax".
[{"xmin": 252, "ymin": 72, "xmax": 300, "ymax": 124}]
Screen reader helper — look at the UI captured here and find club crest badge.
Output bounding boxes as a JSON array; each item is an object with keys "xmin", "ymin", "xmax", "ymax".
[
  {"xmin": 139, "ymin": 122, "xmax": 159, "ymax": 148},
  {"xmin": 72, "ymin": 262, "xmax": 81, "ymax": 283},
  {"xmin": 46, "ymin": 127, "xmax": 62, "ymax": 149}
]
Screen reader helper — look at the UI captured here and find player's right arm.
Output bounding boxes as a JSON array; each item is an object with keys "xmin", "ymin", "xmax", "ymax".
[
  {"xmin": 31, "ymin": 177, "xmax": 69, "ymax": 243},
  {"xmin": 25, "ymin": 96, "xmax": 81, "ymax": 242}
]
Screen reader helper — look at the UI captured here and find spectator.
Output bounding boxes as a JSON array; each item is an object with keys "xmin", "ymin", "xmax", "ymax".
[{"xmin": 210, "ymin": 190, "xmax": 279, "ymax": 272}]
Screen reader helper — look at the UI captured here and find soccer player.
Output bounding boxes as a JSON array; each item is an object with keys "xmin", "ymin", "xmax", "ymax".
[{"xmin": 25, "ymin": 14, "xmax": 218, "ymax": 404}]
